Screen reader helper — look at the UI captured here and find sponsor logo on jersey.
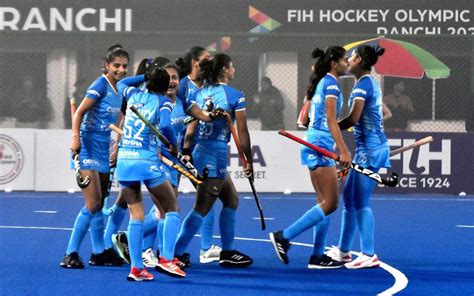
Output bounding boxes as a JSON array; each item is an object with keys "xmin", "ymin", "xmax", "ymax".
[
  {"xmin": 86, "ymin": 89, "xmax": 101, "ymax": 97},
  {"xmin": 326, "ymin": 85, "xmax": 340, "ymax": 91},
  {"xmin": 171, "ymin": 116, "xmax": 186, "ymax": 125},
  {"xmin": 82, "ymin": 158, "xmax": 100, "ymax": 166},
  {"xmin": 122, "ymin": 138, "xmax": 143, "ymax": 148},
  {"xmin": 106, "ymin": 106, "xmax": 121, "ymax": 113},
  {"xmin": 352, "ymin": 88, "xmax": 367, "ymax": 95},
  {"xmin": 118, "ymin": 150, "xmax": 139, "ymax": 158},
  {"xmin": 0, "ymin": 135, "xmax": 24, "ymax": 184}
]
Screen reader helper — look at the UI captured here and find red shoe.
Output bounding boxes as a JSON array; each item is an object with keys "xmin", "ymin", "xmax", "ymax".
[
  {"xmin": 127, "ymin": 267, "xmax": 154, "ymax": 281},
  {"xmin": 155, "ymin": 257, "xmax": 186, "ymax": 278},
  {"xmin": 173, "ymin": 257, "xmax": 186, "ymax": 269}
]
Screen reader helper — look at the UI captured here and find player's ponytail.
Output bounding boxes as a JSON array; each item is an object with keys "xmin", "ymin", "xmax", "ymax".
[
  {"xmin": 306, "ymin": 46, "xmax": 346, "ymax": 100},
  {"xmin": 356, "ymin": 45, "xmax": 385, "ymax": 70},
  {"xmin": 135, "ymin": 57, "xmax": 171, "ymax": 76},
  {"xmin": 176, "ymin": 46, "xmax": 206, "ymax": 79},
  {"xmin": 199, "ymin": 53, "xmax": 232, "ymax": 85}
]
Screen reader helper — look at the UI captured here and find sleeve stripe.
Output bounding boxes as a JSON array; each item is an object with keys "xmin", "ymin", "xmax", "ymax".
[
  {"xmin": 235, "ymin": 108, "xmax": 246, "ymax": 112},
  {"xmin": 353, "ymin": 97, "xmax": 365, "ymax": 101},
  {"xmin": 325, "ymin": 95, "xmax": 338, "ymax": 99},
  {"xmin": 186, "ymin": 102, "xmax": 195, "ymax": 112},
  {"xmin": 124, "ymin": 87, "xmax": 136, "ymax": 97},
  {"xmin": 160, "ymin": 106, "xmax": 173, "ymax": 112}
]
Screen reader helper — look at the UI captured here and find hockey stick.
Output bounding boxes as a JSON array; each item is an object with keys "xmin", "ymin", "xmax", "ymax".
[
  {"xmin": 70, "ymin": 99, "xmax": 91, "ymax": 189},
  {"xmin": 226, "ymin": 114, "xmax": 266, "ymax": 230},
  {"xmin": 129, "ymin": 105, "xmax": 203, "ymax": 182},
  {"xmin": 278, "ymin": 129, "xmax": 398, "ymax": 187},
  {"xmin": 336, "ymin": 136, "xmax": 434, "ymax": 180},
  {"xmin": 390, "ymin": 136, "xmax": 433, "ymax": 156},
  {"xmin": 109, "ymin": 123, "xmax": 202, "ymax": 186},
  {"xmin": 297, "ymin": 100, "xmax": 310, "ymax": 129}
]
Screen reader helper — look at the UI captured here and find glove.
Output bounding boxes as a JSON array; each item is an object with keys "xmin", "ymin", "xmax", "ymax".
[
  {"xmin": 182, "ymin": 148, "xmax": 193, "ymax": 164},
  {"xmin": 209, "ymin": 108, "xmax": 228, "ymax": 120}
]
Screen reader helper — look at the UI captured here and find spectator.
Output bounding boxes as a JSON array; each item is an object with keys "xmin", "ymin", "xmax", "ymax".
[
  {"xmin": 384, "ymin": 81, "xmax": 414, "ymax": 130},
  {"xmin": 14, "ymin": 75, "xmax": 51, "ymax": 128},
  {"xmin": 253, "ymin": 77, "xmax": 285, "ymax": 130}
]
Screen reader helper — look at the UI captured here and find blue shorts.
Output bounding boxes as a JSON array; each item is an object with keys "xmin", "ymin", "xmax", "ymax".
[
  {"xmin": 79, "ymin": 132, "xmax": 110, "ymax": 173},
  {"xmin": 353, "ymin": 143, "xmax": 391, "ymax": 169},
  {"xmin": 160, "ymin": 148, "xmax": 181, "ymax": 187},
  {"xmin": 118, "ymin": 176, "xmax": 168, "ymax": 189},
  {"xmin": 193, "ymin": 140, "xmax": 228, "ymax": 179},
  {"xmin": 116, "ymin": 151, "xmax": 171, "ymax": 184},
  {"xmin": 301, "ymin": 129, "xmax": 336, "ymax": 170},
  {"xmin": 162, "ymin": 163, "xmax": 180, "ymax": 187}
]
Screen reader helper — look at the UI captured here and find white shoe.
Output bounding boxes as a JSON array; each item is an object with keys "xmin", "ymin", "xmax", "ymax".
[
  {"xmin": 142, "ymin": 248, "xmax": 159, "ymax": 268},
  {"xmin": 344, "ymin": 253, "xmax": 380, "ymax": 269},
  {"xmin": 199, "ymin": 245, "xmax": 222, "ymax": 264},
  {"xmin": 326, "ymin": 246, "xmax": 352, "ymax": 263}
]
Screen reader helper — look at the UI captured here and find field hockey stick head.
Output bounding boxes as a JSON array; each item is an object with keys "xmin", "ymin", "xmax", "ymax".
[
  {"xmin": 76, "ymin": 171, "xmax": 91, "ymax": 189},
  {"xmin": 384, "ymin": 172, "xmax": 399, "ymax": 187},
  {"xmin": 72, "ymin": 152, "xmax": 91, "ymax": 188}
]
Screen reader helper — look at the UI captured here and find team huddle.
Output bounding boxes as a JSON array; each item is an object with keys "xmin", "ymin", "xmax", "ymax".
[{"xmin": 60, "ymin": 43, "xmax": 390, "ymax": 281}]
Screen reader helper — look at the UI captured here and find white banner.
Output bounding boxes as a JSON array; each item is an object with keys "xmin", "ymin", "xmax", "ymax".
[
  {"xmin": 0, "ymin": 129, "xmax": 314, "ymax": 193},
  {"xmin": 0, "ymin": 129, "xmax": 35, "ymax": 190},
  {"xmin": 34, "ymin": 130, "xmax": 77, "ymax": 191}
]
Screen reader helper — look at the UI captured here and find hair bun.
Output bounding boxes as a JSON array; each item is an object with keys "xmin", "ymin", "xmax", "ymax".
[
  {"xmin": 175, "ymin": 57, "xmax": 184, "ymax": 67},
  {"xmin": 374, "ymin": 46, "xmax": 385, "ymax": 57},
  {"xmin": 311, "ymin": 48, "xmax": 325, "ymax": 59}
]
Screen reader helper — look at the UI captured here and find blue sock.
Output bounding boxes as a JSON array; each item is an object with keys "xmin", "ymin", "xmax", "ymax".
[
  {"xmin": 66, "ymin": 207, "xmax": 94, "ymax": 255},
  {"xmin": 128, "ymin": 219, "xmax": 144, "ymax": 269},
  {"xmin": 90, "ymin": 211, "xmax": 105, "ymax": 254},
  {"xmin": 200, "ymin": 205, "xmax": 215, "ymax": 251},
  {"xmin": 103, "ymin": 205, "xmax": 127, "ymax": 249},
  {"xmin": 142, "ymin": 210, "xmax": 159, "ymax": 251},
  {"xmin": 357, "ymin": 207, "xmax": 375, "ymax": 256},
  {"xmin": 162, "ymin": 212, "xmax": 181, "ymax": 260},
  {"xmin": 156, "ymin": 219, "xmax": 165, "ymax": 255},
  {"xmin": 283, "ymin": 205, "xmax": 326, "ymax": 240},
  {"xmin": 175, "ymin": 210, "xmax": 203, "ymax": 256},
  {"xmin": 219, "ymin": 207, "xmax": 236, "ymax": 251},
  {"xmin": 338, "ymin": 208, "xmax": 357, "ymax": 253},
  {"xmin": 312, "ymin": 217, "xmax": 330, "ymax": 256}
]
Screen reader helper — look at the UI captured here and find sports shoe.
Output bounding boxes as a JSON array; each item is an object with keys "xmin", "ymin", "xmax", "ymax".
[
  {"xmin": 127, "ymin": 267, "xmax": 154, "ymax": 281},
  {"xmin": 60, "ymin": 252, "xmax": 84, "ymax": 269},
  {"xmin": 112, "ymin": 232, "xmax": 130, "ymax": 264},
  {"xmin": 344, "ymin": 253, "xmax": 380, "ymax": 269},
  {"xmin": 199, "ymin": 245, "xmax": 222, "ymax": 264},
  {"xmin": 175, "ymin": 252, "xmax": 191, "ymax": 269},
  {"xmin": 155, "ymin": 257, "xmax": 186, "ymax": 278},
  {"xmin": 308, "ymin": 254, "xmax": 344, "ymax": 269},
  {"xmin": 326, "ymin": 246, "xmax": 352, "ymax": 263},
  {"xmin": 219, "ymin": 250, "xmax": 253, "ymax": 268},
  {"xmin": 89, "ymin": 248, "xmax": 123, "ymax": 266},
  {"xmin": 173, "ymin": 257, "xmax": 186, "ymax": 269},
  {"xmin": 142, "ymin": 248, "xmax": 159, "ymax": 268},
  {"xmin": 269, "ymin": 231, "xmax": 290, "ymax": 264}
]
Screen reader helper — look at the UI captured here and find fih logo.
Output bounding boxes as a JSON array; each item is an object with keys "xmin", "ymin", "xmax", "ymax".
[
  {"xmin": 379, "ymin": 138, "xmax": 451, "ymax": 175},
  {"xmin": 0, "ymin": 134, "xmax": 24, "ymax": 184},
  {"xmin": 248, "ymin": 6, "xmax": 281, "ymax": 42},
  {"xmin": 228, "ymin": 145, "xmax": 266, "ymax": 167}
]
